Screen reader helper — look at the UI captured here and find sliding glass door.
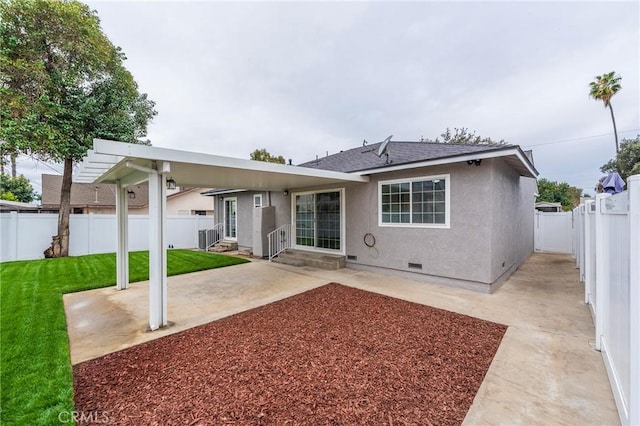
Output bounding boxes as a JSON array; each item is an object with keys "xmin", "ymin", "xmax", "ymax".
[{"xmin": 294, "ymin": 190, "xmax": 342, "ymax": 251}]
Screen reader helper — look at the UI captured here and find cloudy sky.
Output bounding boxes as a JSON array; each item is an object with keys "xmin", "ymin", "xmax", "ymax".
[{"xmin": 16, "ymin": 0, "xmax": 640, "ymax": 196}]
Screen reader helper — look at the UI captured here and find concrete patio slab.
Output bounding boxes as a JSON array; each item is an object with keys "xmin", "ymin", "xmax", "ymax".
[{"xmin": 63, "ymin": 253, "xmax": 619, "ymax": 425}]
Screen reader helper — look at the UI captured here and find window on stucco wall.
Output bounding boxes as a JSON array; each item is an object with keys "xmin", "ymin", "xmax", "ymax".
[{"xmin": 378, "ymin": 174, "xmax": 450, "ymax": 228}]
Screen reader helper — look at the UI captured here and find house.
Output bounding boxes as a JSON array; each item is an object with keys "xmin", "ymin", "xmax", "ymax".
[
  {"xmin": 535, "ymin": 201, "xmax": 563, "ymax": 212},
  {"xmin": 72, "ymin": 138, "xmax": 538, "ymax": 329},
  {"xmin": 166, "ymin": 187, "xmax": 214, "ymax": 216},
  {"xmin": 0, "ymin": 199, "xmax": 41, "ymax": 213},
  {"xmin": 41, "ymin": 174, "xmax": 214, "ymax": 215},
  {"xmin": 207, "ymin": 141, "xmax": 538, "ymax": 292}
]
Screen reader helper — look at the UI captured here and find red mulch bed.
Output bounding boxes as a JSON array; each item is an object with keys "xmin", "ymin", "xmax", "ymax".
[{"xmin": 73, "ymin": 283, "xmax": 506, "ymax": 425}]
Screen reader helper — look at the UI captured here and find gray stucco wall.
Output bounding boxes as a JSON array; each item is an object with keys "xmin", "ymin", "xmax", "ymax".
[
  {"xmin": 342, "ymin": 162, "xmax": 495, "ymax": 288},
  {"xmin": 214, "ymin": 191, "xmax": 291, "ymax": 253},
  {"xmin": 488, "ymin": 159, "xmax": 536, "ymax": 284},
  {"xmin": 214, "ymin": 159, "xmax": 535, "ymax": 290}
]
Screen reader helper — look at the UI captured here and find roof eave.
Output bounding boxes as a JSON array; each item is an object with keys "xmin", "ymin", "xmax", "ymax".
[
  {"xmin": 74, "ymin": 139, "xmax": 369, "ymax": 190},
  {"xmin": 353, "ymin": 147, "xmax": 538, "ymax": 178}
]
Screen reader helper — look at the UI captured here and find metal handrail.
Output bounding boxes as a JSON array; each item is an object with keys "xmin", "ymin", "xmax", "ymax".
[
  {"xmin": 267, "ymin": 224, "xmax": 291, "ymax": 261},
  {"xmin": 199, "ymin": 223, "xmax": 224, "ymax": 251}
]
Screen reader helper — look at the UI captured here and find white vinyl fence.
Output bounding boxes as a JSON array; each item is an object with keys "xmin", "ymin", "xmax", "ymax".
[
  {"xmin": 574, "ymin": 174, "xmax": 639, "ymax": 426},
  {"xmin": 534, "ymin": 211, "xmax": 573, "ymax": 254},
  {"xmin": 0, "ymin": 212, "xmax": 214, "ymax": 262}
]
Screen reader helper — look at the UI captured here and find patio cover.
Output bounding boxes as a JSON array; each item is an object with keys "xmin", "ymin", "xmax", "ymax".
[{"xmin": 74, "ymin": 139, "xmax": 369, "ymax": 330}]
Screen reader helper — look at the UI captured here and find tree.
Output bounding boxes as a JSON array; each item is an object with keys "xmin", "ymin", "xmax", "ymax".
[
  {"xmin": 0, "ymin": 174, "xmax": 37, "ymax": 202},
  {"xmin": 589, "ymin": 71, "xmax": 622, "ymax": 153},
  {"xmin": 0, "ymin": 147, "xmax": 18, "ymax": 177},
  {"xmin": 536, "ymin": 178, "xmax": 583, "ymax": 211},
  {"xmin": 250, "ymin": 148, "xmax": 286, "ymax": 164},
  {"xmin": 435, "ymin": 127, "xmax": 506, "ymax": 145},
  {"xmin": 0, "ymin": 0, "xmax": 156, "ymax": 257},
  {"xmin": 600, "ymin": 135, "xmax": 640, "ymax": 182}
]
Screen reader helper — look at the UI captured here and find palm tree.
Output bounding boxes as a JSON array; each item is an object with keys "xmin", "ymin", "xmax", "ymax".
[{"xmin": 589, "ymin": 71, "xmax": 622, "ymax": 153}]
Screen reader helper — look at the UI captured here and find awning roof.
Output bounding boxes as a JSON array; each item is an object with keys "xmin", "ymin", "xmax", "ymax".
[{"xmin": 74, "ymin": 139, "xmax": 369, "ymax": 190}]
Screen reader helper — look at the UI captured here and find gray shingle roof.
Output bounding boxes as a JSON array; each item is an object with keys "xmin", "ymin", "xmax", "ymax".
[{"xmin": 297, "ymin": 141, "xmax": 519, "ymax": 173}]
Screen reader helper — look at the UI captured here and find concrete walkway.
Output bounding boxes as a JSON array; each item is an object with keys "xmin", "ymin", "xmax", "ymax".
[{"xmin": 64, "ymin": 253, "xmax": 619, "ymax": 425}]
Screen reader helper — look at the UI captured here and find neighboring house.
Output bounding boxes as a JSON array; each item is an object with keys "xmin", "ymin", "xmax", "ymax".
[
  {"xmin": 207, "ymin": 141, "xmax": 538, "ymax": 292},
  {"xmin": 41, "ymin": 174, "xmax": 213, "ymax": 215},
  {"xmin": 535, "ymin": 201, "xmax": 563, "ymax": 212},
  {"xmin": 166, "ymin": 187, "xmax": 214, "ymax": 216},
  {"xmin": 0, "ymin": 199, "xmax": 41, "ymax": 213}
]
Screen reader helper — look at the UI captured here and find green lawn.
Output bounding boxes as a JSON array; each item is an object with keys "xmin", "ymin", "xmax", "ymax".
[{"xmin": 0, "ymin": 250, "xmax": 248, "ymax": 425}]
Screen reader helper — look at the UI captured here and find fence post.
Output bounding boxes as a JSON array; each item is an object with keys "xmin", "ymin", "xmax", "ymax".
[
  {"xmin": 584, "ymin": 200, "xmax": 595, "ymax": 305},
  {"xmin": 10, "ymin": 211, "xmax": 18, "ymax": 261},
  {"xmin": 579, "ymin": 205, "xmax": 586, "ymax": 281},
  {"xmin": 594, "ymin": 193, "xmax": 610, "ymax": 351},
  {"xmin": 194, "ymin": 215, "xmax": 200, "ymax": 248},
  {"xmin": 571, "ymin": 209, "xmax": 576, "ymax": 257},
  {"xmin": 573, "ymin": 208, "xmax": 578, "ymax": 265},
  {"xmin": 628, "ymin": 175, "xmax": 640, "ymax": 426},
  {"xmin": 534, "ymin": 211, "xmax": 540, "ymax": 252},
  {"xmin": 87, "ymin": 213, "xmax": 94, "ymax": 254}
]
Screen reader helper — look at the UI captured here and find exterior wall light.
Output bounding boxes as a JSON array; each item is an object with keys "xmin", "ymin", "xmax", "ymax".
[
  {"xmin": 166, "ymin": 177, "xmax": 176, "ymax": 190},
  {"xmin": 467, "ymin": 159, "xmax": 482, "ymax": 166},
  {"xmin": 127, "ymin": 190, "xmax": 136, "ymax": 199}
]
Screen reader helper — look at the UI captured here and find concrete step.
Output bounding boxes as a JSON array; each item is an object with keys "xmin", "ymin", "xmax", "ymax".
[
  {"xmin": 273, "ymin": 249, "xmax": 345, "ymax": 270},
  {"xmin": 271, "ymin": 255, "xmax": 306, "ymax": 267},
  {"xmin": 208, "ymin": 240, "xmax": 238, "ymax": 253}
]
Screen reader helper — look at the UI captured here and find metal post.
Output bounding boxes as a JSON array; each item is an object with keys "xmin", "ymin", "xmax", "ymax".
[
  {"xmin": 115, "ymin": 180, "xmax": 129, "ymax": 290},
  {"xmin": 148, "ymin": 166, "xmax": 168, "ymax": 330},
  {"xmin": 161, "ymin": 171, "xmax": 168, "ymax": 325}
]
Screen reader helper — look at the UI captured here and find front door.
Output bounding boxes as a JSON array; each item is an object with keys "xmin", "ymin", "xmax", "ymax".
[
  {"xmin": 294, "ymin": 190, "xmax": 342, "ymax": 252},
  {"xmin": 224, "ymin": 197, "xmax": 237, "ymax": 240}
]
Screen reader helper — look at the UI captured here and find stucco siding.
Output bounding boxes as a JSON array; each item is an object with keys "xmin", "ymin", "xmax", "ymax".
[
  {"xmin": 213, "ymin": 159, "xmax": 535, "ymax": 290},
  {"xmin": 234, "ymin": 194, "xmax": 252, "ymax": 250},
  {"xmin": 488, "ymin": 159, "xmax": 536, "ymax": 285},
  {"xmin": 344, "ymin": 162, "xmax": 494, "ymax": 286},
  {"xmin": 269, "ymin": 192, "xmax": 291, "ymax": 228},
  {"xmin": 214, "ymin": 191, "xmax": 289, "ymax": 252}
]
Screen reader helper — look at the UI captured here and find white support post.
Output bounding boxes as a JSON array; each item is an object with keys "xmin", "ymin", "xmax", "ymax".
[
  {"xmin": 594, "ymin": 193, "xmax": 610, "ymax": 351},
  {"xmin": 115, "ymin": 180, "xmax": 129, "ymax": 290},
  {"xmin": 148, "ymin": 165, "xmax": 168, "ymax": 331},
  {"xmin": 628, "ymin": 175, "xmax": 640, "ymax": 426},
  {"xmin": 161, "ymin": 171, "xmax": 168, "ymax": 324}
]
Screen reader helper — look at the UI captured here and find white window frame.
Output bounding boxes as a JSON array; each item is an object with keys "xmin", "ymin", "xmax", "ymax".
[
  {"xmin": 378, "ymin": 174, "xmax": 450, "ymax": 229},
  {"xmin": 253, "ymin": 193, "xmax": 262, "ymax": 208}
]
